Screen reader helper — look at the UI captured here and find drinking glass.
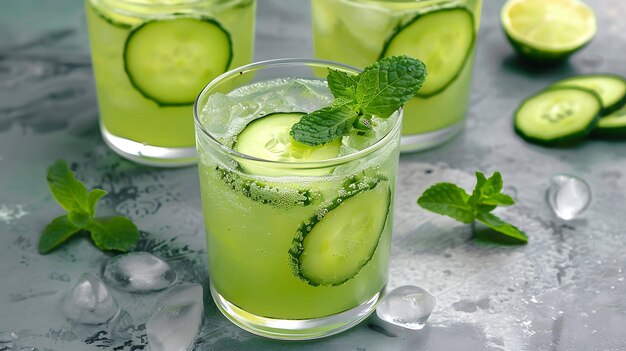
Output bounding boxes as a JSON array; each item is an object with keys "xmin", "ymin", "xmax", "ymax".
[
  {"xmin": 86, "ymin": 0, "xmax": 256, "ymax": 166},
  {"xmin": 194, "ymin": 59, "xmax": 402, "ymax": 339},
  {"xmin": 312, "ymin": 0, "xmax": 482, "ymax": 152}
]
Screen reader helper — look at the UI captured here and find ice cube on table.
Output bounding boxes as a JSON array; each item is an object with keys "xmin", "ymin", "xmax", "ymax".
[
  {"xmin": 147, "ymin": 283, "xmax": 204, "ymax": 351},
  {"xmin": 103, "ymin": 252, "xmax": 177, "ymax": 293},
  {"xmin": 547, "ymin": 173, "xmax": 592, "ymax": 220},
  {"xmin": 376, "ymin": 285, "xmax": 436, "ymax": 330},
  {"xmin": 108, "ymin": 309, "xmax": 134, "ymax": 339},
  {"xmin": 0, "ymin": 330, "xmax": 18, "ymax": 350},
  {"xmin": 62, "ymin": 273, "xmax": 119, "ymax": 325}
]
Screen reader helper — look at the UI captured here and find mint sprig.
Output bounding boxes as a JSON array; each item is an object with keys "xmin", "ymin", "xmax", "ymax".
[
  {"xmin": 39, "ymin": 160, "xmax": 139, "ymax": 254},
  {"xmin": 417, "ymin": 172, "xmax": 528, "ymax": 244},
  {"xmin": 291, "ymin": 56, "xmax": 427, "ymax": 146}
]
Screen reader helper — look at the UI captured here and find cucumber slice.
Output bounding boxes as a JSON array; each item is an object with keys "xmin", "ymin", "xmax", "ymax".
[
  {"xmin": 380, "ymin": 7, "xmax": 475, "ymax": 97},
  {"xmin": 593, "ymin": 104, "xmax": 626, "ymax": 139},
  {"xmin": 234, "ymin": 112, "xmax": 342, "ymax": 176},
  {"xmin": 551, "ymin": 74, "xmax": 626, "ymax": 114},
  {"xmin": 514, "ymin": 86, "xmax": 602, "ymax": 146},
  {"xmin": 289, "ymin": 174, "xmax": 391, "ymax": 286},
  {"xmin": 213, "ymin": 165, "xmax": 319, "ymax": 208},
  {"xmin": 124, "ymin": 17, "xmax": 232, "ymax": 106}
]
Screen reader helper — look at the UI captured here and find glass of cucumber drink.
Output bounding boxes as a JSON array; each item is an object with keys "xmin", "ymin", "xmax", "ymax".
[
  {"xmin": 312, "ymin": 0, "xmax": 482, "ymax": 152},
  {"xmin": 194, "ymin": 58, "xmax": 409, "ymax": 339},
  {"xmin": 85, "ymin": 0, "xmax": 255, "ymax": 167}
]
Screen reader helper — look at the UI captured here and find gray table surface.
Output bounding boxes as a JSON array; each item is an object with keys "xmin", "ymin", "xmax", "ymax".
[{"xmin": 1, "ymin": 0, "xmax": 625, "ymax": 350}]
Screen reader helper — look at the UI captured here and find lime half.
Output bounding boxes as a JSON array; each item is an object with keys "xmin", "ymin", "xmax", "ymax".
[{"xmin": 501, "ymin": 0, "xmax": 597, "ymax": 62}]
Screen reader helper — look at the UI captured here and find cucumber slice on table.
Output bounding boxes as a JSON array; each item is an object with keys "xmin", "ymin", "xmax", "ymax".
[
  {"xmin": 124, "ymin": 17, "xmax": 232, "ymax": 106},
  {"xmin": 289, "ymin": 175, "xmax": 391, "ymax": 286},
  {"xmin": 514, "ymin": 87, "xmax": 602, "ymax": 146},
  {"xmin": 551, "ymin": 74, "xmax": 626, "ymax": 114},
  {"xmin": 593, "ymin": 104, "xmax": 626, "ymax": 139},
  {"xmin": 380, "ymin": 7, "xmax": 475, "ymax": 97},
  {"xmin": 233, "ymin": 112, "xmax": 342, "ymax": 176}
]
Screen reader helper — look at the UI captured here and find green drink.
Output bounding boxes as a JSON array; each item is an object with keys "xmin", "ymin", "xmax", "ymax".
[
  {"xmin": 85, "ymin": 0, "xmax": 255, "ymax": 166},
  {"xmin": 312, "ymin": 0, "xmax": 482, "ymax": 152},
  {"xmin": 194, "ymin": 59, "xmax": 402, "ymax": 339}
]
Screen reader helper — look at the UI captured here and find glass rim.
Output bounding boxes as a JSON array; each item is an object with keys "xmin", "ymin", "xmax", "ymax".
[
  {"xmin": 91, "ymin": 0, "xmax": 247, "ymax": 12},
  {"xmin": 343, "ymin": 0, "xmax": 457, "ymax": 3},
  {"xmin": 193, "ymin": 58, "xmax": 403, "ymax": 169}
]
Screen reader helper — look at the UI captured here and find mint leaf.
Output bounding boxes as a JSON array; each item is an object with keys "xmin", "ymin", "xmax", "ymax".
[
  {"xmin": 476, "ymin": 212, "xmax": 528, "ymax": 244},
  {"xmin": 47, "ymin": 160, "xmax": 89, "ymax": 213},
  {"xmin": 68, "ymin": 211, "xmax": 93, "ymax": 228},
  {"xmin": 468, "ymin": 172, "xmax": 514, "ymax": 207},
  {"xmin": 38, "ymin": 215, "xmax": 81, "ymax": 254},
  {"xmin": 327, "ymin": 69, "xmax": 357, "ymax": 102},
  {"xmin": 87, "ymin": 216, "xmax": 139, "ymax": 252},
  {"xmin": 290, "ymin": 105, "xmax": 358, "ymax": 146},
  {"xmin": 417, "ymin": 172, "xmax": 527, "ymax": 244},
  {"xmin": 41, "ymin": 160, "xmax": 140, "ymax": 254},
  {"xmin": 356, "ymin": 55, "xmax": 426, "ymax": 118},
  {"xmin": 417, "ymin": 183, "xmax": 475, "ymax": 223},
  {"xmin": 291, "ymin": 56, "xmax": 427, "ymax": 145},
  {"xmin": 480, "ymin": 193, "xmax": 515, "ymax": 206},
  {"xmin": 87, "ymin": 189, "xmax": 107, "ymax": 217}
]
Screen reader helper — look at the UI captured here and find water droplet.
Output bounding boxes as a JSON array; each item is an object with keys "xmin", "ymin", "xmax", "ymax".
[
  {"xmin": 376, "ymin": 286, "xmax": 436, "ymax": 330},
  {"xmin": 547, "ymin": 173, "xmax": 591, "ymax": 220}
]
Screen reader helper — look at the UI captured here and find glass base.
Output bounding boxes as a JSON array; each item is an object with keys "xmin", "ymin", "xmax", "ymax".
[
  {"xmin": 100, "ymin": 125, "xmax": 196, "ymax": 167},
  {"xmin": 210, "ymin": 283, "xmax": 383, "ymax": 340},
  {"xmin": 400, "ymin": 121, "xmax": 465, "ymax": 153}
]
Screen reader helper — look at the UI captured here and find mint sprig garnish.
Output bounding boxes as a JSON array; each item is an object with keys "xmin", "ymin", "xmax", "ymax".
[
  {"xmin": 417, "ymin": 172, "xmax": 528, "ymax": 244},
  {"xmin": 39, "ymin": 160, "xmax": 139, "ymax": 254},
  {"xmin": 291, "ymin": 56, "xmax": 427, "ymax": 146}
]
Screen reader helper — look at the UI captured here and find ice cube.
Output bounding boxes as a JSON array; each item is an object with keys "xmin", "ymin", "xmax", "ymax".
[
  {"xmin": 147, "ymin": 283, "xmax": 204, "ymax": 351},
  {"xmin": 376, "ymin": 285, "xmax": 436, "ymax": 330},
  {"xmin": 0, "ymin": 330, "xmax": 18, "ymax": 350},
  {"xmin": 108, "ymin": 310, "xmax": 134, "ymax": 339},
  {"xmin": 103, "ymin": 252, "xmax": 177, "ymax": 293},
  {"xmin": 61, "ymin": 273, "xmax": 119, "ymax": 325},
  {"xmin": 547, "ymin": 173, "xmax": 591, "ymax": 220},
  {"xmin": 282, "ymin": 80, "xmax": 332, "ymax": 112}
]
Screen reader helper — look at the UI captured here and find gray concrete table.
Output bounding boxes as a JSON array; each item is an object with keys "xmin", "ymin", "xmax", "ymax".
[{"xmin": 1, "ymin": 0, "xmax": 625, "ymax": 350}]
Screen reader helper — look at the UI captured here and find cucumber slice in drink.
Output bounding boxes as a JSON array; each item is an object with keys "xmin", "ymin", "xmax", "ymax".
[
  {"xmin": 289, "ymin": 174, "xmax": 391, "ymax": 286},
  {"xmin": 124, "ymin": 17, "xmax": 232, "ymax": 106},
  {"xmin": 234, "ymin": 112, "xmax": 342, "ymax": 176},
  {"xmin": 380, "ymin": 7, "xmax": 475, "ymax": 97},
  {"xmin": 501, "ymin": 0, "xmax": 597, "ymax": 62},
  {"xmin": 593, "ymin": 104, "xmax": 626, "ymax": 139},
  {"xmin": 213, "ymin": 165, "xmax": 319, "ymax": 207},
  {"xmin": 514, "ymin": 87, "xmax": 602, "ymax": 146},
  {"xmin": 551, "ymin": 74, "xmax": 626, "ymax": 114}
]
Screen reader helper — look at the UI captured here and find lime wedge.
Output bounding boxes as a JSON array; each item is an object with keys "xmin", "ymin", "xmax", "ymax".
[{"xmin": 501, "ymin": 0, "xmax": 597, "ymax": 62}]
